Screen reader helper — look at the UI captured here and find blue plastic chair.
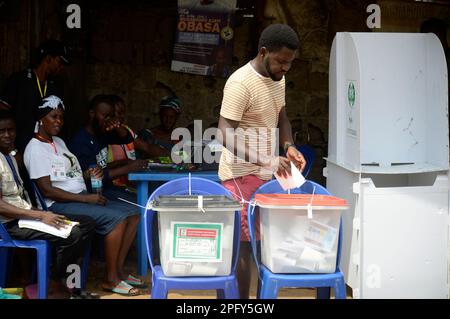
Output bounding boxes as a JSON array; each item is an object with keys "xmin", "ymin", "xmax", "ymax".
[
  {"xmin": 296, "ymin": 144, "xmax": 315, "ymax": 178},
  {"xmin": 0, "ymin": 222, "xmax": 50, "ymax": 299},
  {"xmin": 0, "ymin": 181, "xmax": 91, "ymax": 298},
  {"xmin": 30, "ymin": 180, "xmax": 91, "ymax": 291},
  {"xmin": 248, "ymin": 180, "xmax": 346, "ymax": 299},
  {"xmin": 144, "ymin": 177, "xmax": 241, "ymax": 299}
]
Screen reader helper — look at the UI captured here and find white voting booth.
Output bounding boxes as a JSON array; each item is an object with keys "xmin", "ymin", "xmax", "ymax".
[{"xmin": 325, "ymin": 32, "xmax": 449, "ymax": 298}]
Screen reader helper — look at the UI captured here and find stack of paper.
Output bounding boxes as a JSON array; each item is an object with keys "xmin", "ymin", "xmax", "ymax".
[{"xmin": 18, "ymin": 219, "xmax": 79, "ymax": 239}]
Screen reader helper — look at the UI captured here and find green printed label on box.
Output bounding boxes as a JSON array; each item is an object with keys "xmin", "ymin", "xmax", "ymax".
[{"xmin": 171, "ymin": 222, "xmax": 223, "ymax": 262}]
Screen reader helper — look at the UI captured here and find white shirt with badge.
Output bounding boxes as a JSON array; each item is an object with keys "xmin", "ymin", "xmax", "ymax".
[{"xmin": 24, "ymin": 136, "xmax": 87, "ymax": 208}]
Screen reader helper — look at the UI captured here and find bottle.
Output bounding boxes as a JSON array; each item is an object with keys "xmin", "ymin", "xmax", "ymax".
[{"xmin": 89, "ymin": 165, "xmax": 102, "ymax": 195}]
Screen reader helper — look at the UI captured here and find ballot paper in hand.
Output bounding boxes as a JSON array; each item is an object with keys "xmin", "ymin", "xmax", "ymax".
[
  {"xmin": 18, "ymin": 219, "xmax": 79, "ymax": 239},
  {"xmin": 274, "ymin": 161, "xmax": 306, "ymax": 191}
]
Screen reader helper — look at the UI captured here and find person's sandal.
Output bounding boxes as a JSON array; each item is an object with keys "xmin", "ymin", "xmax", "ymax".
[
  {"xmin": 102, "ymin": 280, "xmax": 140, "ymax": 297},
  {"xmin": 124, "ymin": 274, "xmax": 146, "ymax": 288}
]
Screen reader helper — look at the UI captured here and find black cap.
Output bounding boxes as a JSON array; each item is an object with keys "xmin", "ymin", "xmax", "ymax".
[
  {"xmin": 159, "ymin": 96, "xmax": 182, "ymax": 113},
  {"xmin": 37, "ymin": 39, "xmax": 70, "ymax": 65}
]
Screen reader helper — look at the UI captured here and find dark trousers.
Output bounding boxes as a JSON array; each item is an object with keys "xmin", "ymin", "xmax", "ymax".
[{"xmin": 4, "ymin": 214, "xmax": 95, "ymax": 280}]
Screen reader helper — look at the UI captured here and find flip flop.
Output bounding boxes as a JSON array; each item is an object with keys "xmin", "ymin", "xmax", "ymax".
[
  {"xmin": 0, "ymin": 292, "xmax": 21, "ymax": 299},
  {"xmin": 103, "ymin": 280, "xmax": 140, "ymax": 297},
  {"xmin": 124, "ymin": 274, "xmax": 146, "ymax": 288}
]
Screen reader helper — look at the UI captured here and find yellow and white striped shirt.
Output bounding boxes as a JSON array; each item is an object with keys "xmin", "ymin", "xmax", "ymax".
[{"xmin": 219, "ymin": 62, "xmax": 285, "ymax": 181}]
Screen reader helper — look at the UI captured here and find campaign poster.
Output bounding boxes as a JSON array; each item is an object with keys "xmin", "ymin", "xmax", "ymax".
[{"xmin": 171, "ymin": 0, "xmax": 236, "ymax": 78}]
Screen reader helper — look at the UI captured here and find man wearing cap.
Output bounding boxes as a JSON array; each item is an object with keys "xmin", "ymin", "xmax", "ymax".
[
  {"xmin": 0, "ymin": 99, "xmax": 11, "ymax": 111},
  {"xmin": 1, "ymin": 39, "xmax": 70, "ymax": 153},
  {"xmin": 139, "ymin": 96, "xmax": 182, "ymax": 158}
]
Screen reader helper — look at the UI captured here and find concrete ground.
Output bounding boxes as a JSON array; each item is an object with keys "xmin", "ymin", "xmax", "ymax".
[
  {"xmin": 5, "ymin": 242, "xmax": 351, "ymax": 299},
  {"xmin": 85, "ymin": 255, "xmax": 351, "ymax": 299}
]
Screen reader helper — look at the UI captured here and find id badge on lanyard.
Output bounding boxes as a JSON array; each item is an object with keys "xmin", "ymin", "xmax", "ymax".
[{"xmin": 51, "ymin": 156, "xmax": 66, "ymax": 181}]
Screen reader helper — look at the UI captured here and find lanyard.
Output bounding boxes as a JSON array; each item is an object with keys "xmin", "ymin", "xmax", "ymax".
[
  {"xmin": 35, "ymin": 72, "xmax": 47, "ymax": 98},
  {"xmin": 35, "ymin": 134, "xmax": 58, "ymax": 155},
  {"xmin": 4, "ymin": 154, "xmax": 22, "ymax": 188},
  {"xmin": 4, "ymin": 154, "xmax": 31, "ymax": 203}
]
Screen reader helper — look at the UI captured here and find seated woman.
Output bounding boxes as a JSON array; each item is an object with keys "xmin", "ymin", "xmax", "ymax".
[
  {"xmin": 106, "ymin": 95, "xmax": 158, "ymax": 189},
  {"xmin": 105, "ymin": 95, "xmax": 137, "ymax": 189},
  {"xmin": 23, "ymin": 95, "xmax": 143, "ymax": 297},
  {"xmin": 0, "ymin": 109, "xmax": 95, "ymax": 299}
]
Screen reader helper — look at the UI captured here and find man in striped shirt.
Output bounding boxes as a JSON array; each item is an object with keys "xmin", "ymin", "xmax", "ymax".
[{"xmin": 218, "ymin": 24, "xmax": 307, "ymax": 299}]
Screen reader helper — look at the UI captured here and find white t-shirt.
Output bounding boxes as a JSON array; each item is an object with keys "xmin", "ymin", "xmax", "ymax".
[{"xmin": 24, "ymin": 137, "xmax": 87, "ymax": 208}]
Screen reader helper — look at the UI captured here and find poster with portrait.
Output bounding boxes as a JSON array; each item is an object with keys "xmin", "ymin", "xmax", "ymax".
[{"xmin": 171, "ymin": 0, "xmax": 236, "ymax": 78}]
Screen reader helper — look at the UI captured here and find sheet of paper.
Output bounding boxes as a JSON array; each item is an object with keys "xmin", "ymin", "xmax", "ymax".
[
  {"xmin": 206, "ymin": 139, "xmax": 223, "ymax": 152},
  {"xmin": 274, "ymin": 161, "xmax": 306, "ymax": 191}
]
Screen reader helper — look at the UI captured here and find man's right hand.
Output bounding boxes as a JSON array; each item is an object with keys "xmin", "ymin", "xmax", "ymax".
[
  {"xmin": 39, "ymin": 211, "xmax": 70, "ymax": 229},
  {"xmin": 83, "ymin": 166, "xmax": 103, "ymax": 181},
  {"xmin": 83, "ymin": 194, "xmax": 107, "ymax": 206},
  {"xmin": 90, "ymin": 165, "xmax": 104, "ymax": 179}
]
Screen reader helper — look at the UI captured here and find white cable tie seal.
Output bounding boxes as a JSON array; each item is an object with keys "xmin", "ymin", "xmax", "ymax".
[
  {"xmin": 306, "ymin": 185, "xmax": 316, "ymax": 219},
  {"xmin": 232, "ymin": 178, "xmax": 245, "ymax": 206},
  {"xmin": 198, "ymin": 195, "xmax": 205, "ymax": 213},
  {"xmin": 189, "ymin": 173, "xmax": 192, "ymax": 195},
  {"xmin": 307, "ymin": 203, "xmax": 313, "ymax": 219},
  {"xmin": 228, "ymin": 189, "xmax": 247, "ymax": 208}
]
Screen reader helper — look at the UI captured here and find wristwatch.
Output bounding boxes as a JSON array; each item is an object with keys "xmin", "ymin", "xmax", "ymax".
[{"xmin": 9, "ymin": 149, "xmax": 18, "ymax": 157}]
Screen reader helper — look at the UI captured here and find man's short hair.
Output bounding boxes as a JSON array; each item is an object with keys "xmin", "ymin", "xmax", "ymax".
[
  {"xmin": 0, "ymin": 99, "xmax": 11, "ymax": 110},
  {"xmin": 89, "ymin": 94, "xmax": 113, "ymax": 111},
  {"xmin": 109, "ymin": 94, "xmax": 125, "ymax": 107},
  {"xmin": 258, "ymin": 24, "xmax": 299, "ymax": 52},
  {"xmin": 0, "ymin": 109, "xmax": 15, "ymax": 123}
]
